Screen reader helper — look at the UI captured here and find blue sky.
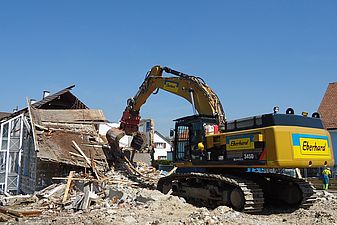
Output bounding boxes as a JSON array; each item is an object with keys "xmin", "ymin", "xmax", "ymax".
[{"xmin": 1, "ymin": 1, "xmax": 336, "ymax": 135}]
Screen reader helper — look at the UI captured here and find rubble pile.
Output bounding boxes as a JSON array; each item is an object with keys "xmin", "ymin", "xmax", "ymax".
[
  {"xmin": 1, "ymin": 161, "xmax": 337, "ymax": 225},
  {"xmin": 0, "ymin": 160, "xmax": 164, "ymax": 223}
]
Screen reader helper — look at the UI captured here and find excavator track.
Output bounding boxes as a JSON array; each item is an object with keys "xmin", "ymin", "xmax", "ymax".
[
  {"xmin": 255, "ymin": 173, "xmax": 317, "ymax": 209},
  {"xmin": 157, "ymin": 172, "xmax": 264, "ymax": 213},
  {"xmin": 157, "ymin": 172, "xmax": 317, "ymax": 213}
]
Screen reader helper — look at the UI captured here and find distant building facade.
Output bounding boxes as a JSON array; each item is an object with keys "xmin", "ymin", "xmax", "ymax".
[
  {"xmin": 153, "ymin": 131, "xmax": 172, "ymax": 160},
  {"xmin": 318, "ymin": 82, "xmax": 337, "ymax": 169}
]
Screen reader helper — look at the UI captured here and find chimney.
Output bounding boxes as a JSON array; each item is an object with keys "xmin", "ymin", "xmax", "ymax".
[{"xmin": 43, "ymin": 90, "xmax": 50, "ymax": 99}]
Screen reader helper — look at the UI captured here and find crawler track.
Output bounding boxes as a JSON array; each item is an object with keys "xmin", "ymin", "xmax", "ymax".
[
  {"xmin": 256, "ymin": 173, "xmax": 317, "ymax": 209},
  {"xmin": 157, "ymin": 173, "xmax": 264, "ymax": 213},
  {"xmin": 157, "ymin": 172, "xmax": 317, "ymax": 213}
]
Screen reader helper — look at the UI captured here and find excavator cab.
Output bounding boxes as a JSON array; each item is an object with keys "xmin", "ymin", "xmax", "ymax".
[{"xmin": 173, "ymin": 115, "xmax": 218, "ymax": 163}]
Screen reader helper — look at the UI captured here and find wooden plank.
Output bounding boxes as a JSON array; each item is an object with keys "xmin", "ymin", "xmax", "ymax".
[
  {"xmin": 68, "ymin": 152, "xmax": 105, "ymax": 165},
  {"xmin": 38, "ymin": 109, "xmax": 106, "ymax": 123},
  {"xmin": 26, "ymin": 98, "xmax": 39, "ymax": 151},
  {"xmin": 123, "ymin": 156, "xmax": 155, "ymax": 180},
  {"xmin": 0, "ymin": 207, "xmax": 42, "ymax": 219},
  {"xmin": 69, "ymin": 151, "xmax": 85, "ymax": 158},
  {"xmin": 92, "ymin": 162, "xmax": 100, "ymax": 181},
  {"xmin": 19, "ymin": 210, "xmax": 43, "ymax": 217},
  {"xmin": 62, "ymin": 171, "xmax": 75, "ymax": 204},
  {"xmin": 166, "ymin": 167, "xmax": 177, "ymax": 177},
  {"xmin": 34, "ymin": 123, "xmax": 49, "ymax": 131},
  {"xmin": 0, "ymin": 212, "xmax": 11, "ymax": 222},
  {"xmin": 0, "ymin": 206, "xmax": 23, "ymax": 218},
  {"xmin": 72, "ymin": 141, "xmax": 91, "ymax": 166},
  {"xmin": 53, "ymin": 177, "xmax": 95, "ymax": 181},
  {"xmin": 72, "ymin": 141, "xmax": 100, "ymax": 180}
]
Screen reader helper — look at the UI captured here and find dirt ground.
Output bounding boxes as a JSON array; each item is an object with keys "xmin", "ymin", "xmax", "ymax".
[{"xmin": 5, "ymin": 189, "xmax": 337, "ymax": 225}]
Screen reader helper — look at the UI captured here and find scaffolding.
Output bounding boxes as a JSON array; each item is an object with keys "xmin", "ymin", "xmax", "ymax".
[{"xmin": 0, "ymin": 114, "xmax": 24, "ymax": 194}]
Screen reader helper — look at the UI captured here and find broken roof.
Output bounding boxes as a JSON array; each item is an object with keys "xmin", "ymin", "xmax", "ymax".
[
  {"xmin": 32, "ymin": 85, "xmax": 87, "ymax": 110},
  {"xmin": 0, "ymin": 112, "xmax": 11, "ymax": 120},
  {"xmin": 1, "ymin": 85, "xmax": 110, "ymax": 169},
  {"xmin": 11, "ymin": 85, "xmax": 87, "ymax": 118},
  {"xmin": 318, "ymin": 82, "xmax": 337, "ymax": 129},
  {"xmin": 31, "ymin": 107, "xmax": 109, "ymax": 168}
]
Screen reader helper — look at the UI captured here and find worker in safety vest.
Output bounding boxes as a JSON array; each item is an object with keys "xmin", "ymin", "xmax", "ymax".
[{"xmin": 322, "ymin": 167, "xmax": 331, "ymax": 190}]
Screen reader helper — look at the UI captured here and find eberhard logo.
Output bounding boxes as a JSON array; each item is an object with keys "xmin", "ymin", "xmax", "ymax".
[
  {"xmin": 300, "ymin": 138, "xmax": 327, "ymax": 153},
  {"xmin": 227, "ymin": 137, "xmax": 254, "ymax": 150},
  {"xmin": 292, "ymin": 134, "xmax": 331, "ymax": 158},
  {"xmin": 163, "ymin": 81, "xmax": 179, "ymax": 93},
  {"xmin": 231, "ymin": 139, "xmax": 249, "ymax": 147}
]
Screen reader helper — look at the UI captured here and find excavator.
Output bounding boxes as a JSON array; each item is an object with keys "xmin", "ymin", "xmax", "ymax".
[{"xmin": 107, "ymin": 65, "xmax": 334, "ymax": 213}]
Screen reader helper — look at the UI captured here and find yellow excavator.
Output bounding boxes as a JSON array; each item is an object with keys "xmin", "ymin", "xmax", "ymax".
[{"xmin": 107, "ymin": 65, "xmax": 334, "ymax": 213}]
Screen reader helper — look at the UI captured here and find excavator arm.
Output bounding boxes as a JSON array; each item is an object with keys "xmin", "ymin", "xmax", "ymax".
[
  {"xmin": 107, "ymin": 65, "xmax": 225, "ymax": 154},
  {"xmin": 119, "ymin": 65, "xmax": 225, "ymax": 135}
]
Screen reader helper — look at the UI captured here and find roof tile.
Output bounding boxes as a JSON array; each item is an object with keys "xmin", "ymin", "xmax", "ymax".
[{"xmin": 318, "ymin": 82, "xmax": 337, "ymax": 129}]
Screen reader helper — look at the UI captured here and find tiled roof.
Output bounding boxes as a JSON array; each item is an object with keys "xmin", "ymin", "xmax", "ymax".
[
  {"xmin": 10, "ymin": 85, "xmax": 87, "ymax": 118},
  {"xmin": 0, "ymin": 112, "xmax": 11, "ymax": 120},
  {"xmin": 318, "ymin": 82, "xmax": 337, "ymax": 129}
]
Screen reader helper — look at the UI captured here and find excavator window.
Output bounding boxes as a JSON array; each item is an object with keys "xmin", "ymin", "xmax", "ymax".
[
  {"xmin": 174, "ymin": 125, "xmax": 190, "ymax": 161},
  {"xmin": 190, "ymin": 122, "xmax": 206, "ymax": 160}
]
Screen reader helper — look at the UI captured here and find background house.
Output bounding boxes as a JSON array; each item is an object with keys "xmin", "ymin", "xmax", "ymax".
[
  {"xmin": 153, "ymin": 131, "xmax": 172, "ymax": 160},
  {"xmin": 0, "ymin": 85, "xmax": 110, "ymax": 194},
  {"xmin": 318, "ymin": 82, "xmax": 337, "ymax": 172}
]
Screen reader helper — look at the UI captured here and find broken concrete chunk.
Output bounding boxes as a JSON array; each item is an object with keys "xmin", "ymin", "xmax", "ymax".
[
  {"xmin": 0, "ymin": 195, "xmax": 38, "ymax": 206},
  {"xmin": 80, "ymin": 190, "xmax": 99, "ymax": 210},
  {"xmin": 136, "ymin": 189, "xmax": 168, "ymax": 203},
  {"xmin": 36, "ymin": 183, "xmax": 66, "ymax": 199},
  {"xmin": 107, "ymin": 189, "xmax": 124, "ymax": 201}
]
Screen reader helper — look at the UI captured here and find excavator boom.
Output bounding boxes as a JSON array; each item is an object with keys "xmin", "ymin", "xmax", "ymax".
[{"xmin": 119, "ymin": 65, "xmax": 225, "ymax": 135}]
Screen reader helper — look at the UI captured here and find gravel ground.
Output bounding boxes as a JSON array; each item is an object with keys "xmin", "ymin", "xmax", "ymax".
[
  {"xmin": 5, "ymin": 190, "xmax": 337, "ymax": 225},
  {"xmin": 2, "ymin": 163, "xmax": 336, "ymax": 225}
]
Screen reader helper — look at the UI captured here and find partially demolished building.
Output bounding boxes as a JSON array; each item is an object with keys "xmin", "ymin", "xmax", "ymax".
[{"xmin": 0, "ymin": 85, "xmax": 110, "ymax": 194}]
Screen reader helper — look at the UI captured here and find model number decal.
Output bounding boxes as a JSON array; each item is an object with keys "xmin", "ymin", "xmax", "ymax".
[{"xmin": 243, "ymin": 153, "xmax": 255, "ymax": 160}]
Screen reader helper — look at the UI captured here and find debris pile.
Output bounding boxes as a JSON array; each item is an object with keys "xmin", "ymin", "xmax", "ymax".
[
  {"xmin": 1, "ymin": 159, "xmax": 337, "ymax": 225},
  {"xmin": 0, "ymin": 159, "xmax": 163, "ymax": 222}
]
